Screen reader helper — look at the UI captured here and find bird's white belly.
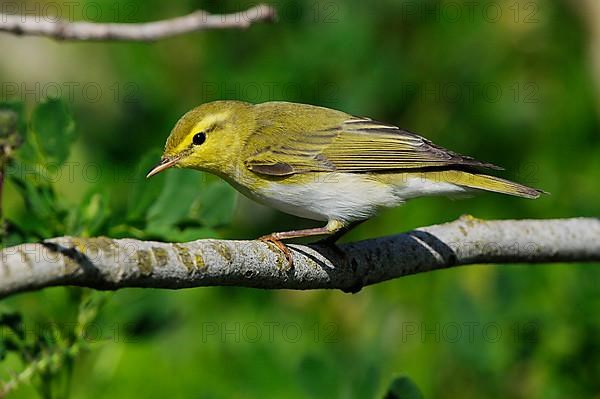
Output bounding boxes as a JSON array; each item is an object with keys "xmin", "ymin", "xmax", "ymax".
[
  {"xmin": 253, "ymin": 173, "xmax": 398, "ymax": 222},
  {"xmin": 238, "ymin": 172, "xmax": 467, "ymax": 223}
]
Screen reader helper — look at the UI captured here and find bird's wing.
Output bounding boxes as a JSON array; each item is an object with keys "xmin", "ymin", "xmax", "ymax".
[{"xmin": 244, "ymin": 117, "xmax": 502, "ymax": 176}]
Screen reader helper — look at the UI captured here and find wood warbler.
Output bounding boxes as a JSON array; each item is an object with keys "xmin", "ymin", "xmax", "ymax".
[{"xmin": 147, "ymin": 101, "xmax": 544, "ymax": 264}]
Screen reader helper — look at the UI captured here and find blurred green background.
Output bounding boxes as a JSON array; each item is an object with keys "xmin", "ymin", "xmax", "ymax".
[{"xmin": 1, "ymin": 0, "xmax": 599, "ymax": 397}]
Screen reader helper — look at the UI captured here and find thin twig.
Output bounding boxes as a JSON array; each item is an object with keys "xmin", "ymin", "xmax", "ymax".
[{"xmin": 0, "ymin": 4, "xmax": 277, "ymax": 41}]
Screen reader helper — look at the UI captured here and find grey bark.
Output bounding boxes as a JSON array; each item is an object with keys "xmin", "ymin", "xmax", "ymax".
[
  {"xmin": 1, "ymin": 216, "xmax": 599, "ymax": 299},
  {"xmin": 0, "ymin": 4, "xmax": 276, "ymax": 41}
]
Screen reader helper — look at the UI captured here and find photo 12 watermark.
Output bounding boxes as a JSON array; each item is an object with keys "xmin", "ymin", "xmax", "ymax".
[
  {"xmin": 199, "ymin": 321, "xmax": 339, "ymax": 343},
  {"xmin": 0, "ymin": 81, "xmax": 141, "ymax": 104},
  {"xmin": 0, "ymin": 320, "xmax": 140, "ymax": 344},
  {"xmin": 0, "ymin": 1, "xmax": 141, "ymax": 22},
  {"xmin": 399, "ymin": 81, "xmax": 540, "ymax": 104},
  {"xmin": 400, "ymin": 321, "xmax": 540, "ymax": 344},
  {"xmin": 4, "ymin": 160, "xmax": 215, "ymax": 185},
  {"xmin": 399, "ymin": 1, "xmax": 540, "ymax": 24}
]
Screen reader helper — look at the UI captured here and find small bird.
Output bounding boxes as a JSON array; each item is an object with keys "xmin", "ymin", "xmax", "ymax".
[{"xmin": 147, "ymin": 101, "xmax": 543, "ymax": 264}]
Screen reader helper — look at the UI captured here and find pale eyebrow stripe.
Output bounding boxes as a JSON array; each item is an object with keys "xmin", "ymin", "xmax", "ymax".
[{"xmin": 190, "ymin": 111, "xmax": 231, "ymax": 135}]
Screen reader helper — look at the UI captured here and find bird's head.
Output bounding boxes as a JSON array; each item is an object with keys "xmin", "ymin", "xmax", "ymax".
[{"xmin": 147, "ymin": 100, "xmax": 254, "ymax": 178}]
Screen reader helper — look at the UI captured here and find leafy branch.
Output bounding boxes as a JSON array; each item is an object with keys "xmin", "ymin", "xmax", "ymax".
[{"xmin": 0, "ymin": 291, "xmax": 107, "ymax": 398}]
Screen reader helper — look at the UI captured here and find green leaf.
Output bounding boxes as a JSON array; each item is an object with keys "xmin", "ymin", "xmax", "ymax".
[
  {"xmin": 193, "ymin": 179, "xmax": 237, "ymax": 228},
  {"xmin": 146, "ymin": 169, "xmax": 204, "ymax": 230},
  {"xmin": 0, "ymin": 312, "xmax": 24, "ymax": 339},
  {"xmin": 384, "ymin": 376, "xmax": 424, "ymax": 399},
  {"xmin": 0, "ymin": 312, "xmax": 25, "ymax": 360},
  {"xmin": 13, "ymin": 133, "xmax": 38, "ymax": 165},
  {"xmin": 30, "ymin": 98, "xmax": 76, "ymax": 166},
  {"xmin": 11, "ymin": 177, "xmax": 54, "ymax": 220},
  {"xmin": 127, "ymin": 149, "xmax": 167, "ymax": 222},
  {"xmin": 68, "ymin": 192, "xmax": 110, "ymax": 237},
  {"xmin": 8, "ymin": 172, "xmax": 62, "ymax": 237}
]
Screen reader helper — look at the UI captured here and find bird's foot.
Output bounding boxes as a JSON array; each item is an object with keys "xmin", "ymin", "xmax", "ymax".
[{"xmin": 259, "ymin": 234, "xmax": 294, "ymax": 270}]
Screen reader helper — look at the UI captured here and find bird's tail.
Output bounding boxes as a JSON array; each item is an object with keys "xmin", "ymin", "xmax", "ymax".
[{"xmin": 422, "ymin": 170, "xmax": 546, "ymax": 199}]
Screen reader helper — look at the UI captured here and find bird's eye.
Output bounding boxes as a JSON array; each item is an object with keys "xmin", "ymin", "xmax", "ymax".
[{"xmin": 192, "ymin": 132, "xmax": 206, "ymax": 146}]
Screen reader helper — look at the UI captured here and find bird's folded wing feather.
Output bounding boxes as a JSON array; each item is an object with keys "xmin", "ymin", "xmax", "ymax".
[{"xmin": 244, "ymin": 117, "xmax": 501, "ymax": 176}]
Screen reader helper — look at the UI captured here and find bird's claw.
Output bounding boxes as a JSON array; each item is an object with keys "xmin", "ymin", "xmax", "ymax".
[{"xmin": 259, "ymin": 235, "xmax": 294, "ymax": 269}]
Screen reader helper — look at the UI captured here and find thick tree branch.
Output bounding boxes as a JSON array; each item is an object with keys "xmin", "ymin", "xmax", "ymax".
[
  {"xmin": 0, "ymin": 216, "xmax": 599, "ymax": 299},
  {"xmin": 0, "ymin": 4, "xmax": 276, "ymax": 41}
]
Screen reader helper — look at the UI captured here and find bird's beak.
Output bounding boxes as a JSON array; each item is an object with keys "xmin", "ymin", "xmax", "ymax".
[{"xmin": 146, "ymin": 156, "xmax": 180, "ymax": 178}]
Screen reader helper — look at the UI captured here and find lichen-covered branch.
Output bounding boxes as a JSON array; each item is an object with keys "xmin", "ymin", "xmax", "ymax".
[
  {"xmin": 0, "ymin": 216, "xmax": 599, "ymax": 299},
  {"xmin": 0, "ymin": 4, "xmax": 276, "ymax": 41}
]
